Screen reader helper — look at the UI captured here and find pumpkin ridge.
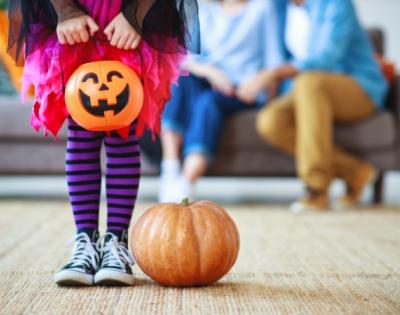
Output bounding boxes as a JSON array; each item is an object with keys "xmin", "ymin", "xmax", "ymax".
[
  {"xmin": 131, "ymin": 205, "xmax": 152, "ymax": 260},
  {"xmin": 208, "ymin": 204, "xmax": 232, "ymax": 277},
  {"xmin": 220, "ymin": 205, "xmax": 240, "ymax": 272},
  {"xmin": 174, "ymin": 203, "xmax": 186, "ymax": 285},
  {"xmin": 155, "ymin": 204, "xmax": 179, "ymax": 285},
  {"xmin": 188, "ymin": 205, "xmax": 203, "ymax": 284},
  {"xmin": 134, "ymin": 207, "xmax": 154, "ymax": 277},
  {"xmin": 197, "ymin": 203, "xmax": 227, "ymax": 282},
  {"xmin": 204, "ymin": 204, "xmax": 233, "ymax": 281},
  {"xmin": 206, "ymin": 203, "xmax": 239, "ymax": 279},
  {"xmin": 144, "ymin": 205, "xmax": 169, "ymax": 281}
]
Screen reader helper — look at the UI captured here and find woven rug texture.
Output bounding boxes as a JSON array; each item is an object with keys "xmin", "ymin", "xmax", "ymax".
[{"xmin": 0, "ymin": 201, "xmax": 399, "ymax": 315}]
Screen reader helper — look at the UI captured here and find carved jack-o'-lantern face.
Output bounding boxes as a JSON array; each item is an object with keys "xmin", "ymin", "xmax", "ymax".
[{"xmin": 65, "ymin": 61, "xmax": 143, "ymax": 131}]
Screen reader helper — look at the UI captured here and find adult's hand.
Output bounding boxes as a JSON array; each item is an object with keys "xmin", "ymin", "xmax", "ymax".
[
  {"xmin": 184, "ymin": 62, "xmax": 235, "ymax": 96},
  {"xmin": 204, "ymin": 66, "xmax": 235, "ymax": 97},
  {"xmin": 57, "ymin": 15, "xmax": 99, "ymax": 45},
  {"xmin": 259, "ymin": 70, "xmax": 280, "ymax": 100},
  {"xmin": 236, "ymin": 71, "xmax": 271, "ymax": 105}
]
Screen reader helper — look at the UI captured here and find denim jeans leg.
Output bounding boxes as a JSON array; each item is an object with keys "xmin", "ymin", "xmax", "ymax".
[
  {"xmin": 162, "ymin": 74, "xmax": 210, "ymax": 135},
  {"xmin": 184, "ymin": 91, "xmax": 253, "ymax": 161}
]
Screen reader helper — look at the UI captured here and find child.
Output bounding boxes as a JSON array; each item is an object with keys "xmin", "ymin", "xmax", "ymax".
[
  {"xmin": 8, "ymin": 0, "xmax": 198, "ymax": 286},
  {"xmin": 159, "ymin": 0, "xmax": 284, "ymax": 202}
]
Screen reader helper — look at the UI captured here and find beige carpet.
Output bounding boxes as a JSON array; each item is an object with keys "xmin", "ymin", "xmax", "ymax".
[{"xmin": 0, "ymin": 201, "xmax": 399, "ymax": 315}]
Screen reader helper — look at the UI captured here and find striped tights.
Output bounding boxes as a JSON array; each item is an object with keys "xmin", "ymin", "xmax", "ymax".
[{"xmin": 66, "ymin": 118, "xmax": 140, "ymax": 233}]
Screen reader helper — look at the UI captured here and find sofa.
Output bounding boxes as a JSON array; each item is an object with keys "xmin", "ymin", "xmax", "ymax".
[{"xmin": 0, "ymin": 28, "xmax": 399, "ymax": 203}]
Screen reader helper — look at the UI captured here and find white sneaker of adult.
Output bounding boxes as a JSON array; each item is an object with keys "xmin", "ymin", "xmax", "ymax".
[
  {"xmin": 159, "ymin": 175, "xmax": 194, "ymax": 203},
  {"xmin": 158, "ymin": 160, "xmax": 181, "ymax": 203}
]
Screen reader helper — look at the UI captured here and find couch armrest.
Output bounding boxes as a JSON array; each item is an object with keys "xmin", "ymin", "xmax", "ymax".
[{"xmin": 385, "ymin": 75, "xmax": 400, "ymax": 124}]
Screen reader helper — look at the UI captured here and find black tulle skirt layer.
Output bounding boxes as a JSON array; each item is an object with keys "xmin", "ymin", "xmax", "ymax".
[{"xmin": 8, "ymin": 0, "xmax": 200, "ymax": 65}]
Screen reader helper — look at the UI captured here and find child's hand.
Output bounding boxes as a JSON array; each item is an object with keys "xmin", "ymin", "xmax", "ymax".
[
  {"xmin": 104, "ymin": 13, "xmax": 141, "ymax": 50},
  {"xmin": 57, "ymin": 15, "xmax": 99, "ymax": 45}
]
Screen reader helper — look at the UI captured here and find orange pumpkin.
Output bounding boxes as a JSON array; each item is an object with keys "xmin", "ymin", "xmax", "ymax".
[
  {"xmin": 65, "ymin": 61, "xmax": 143, "ymax": 131},
  {"xmin": 131, "ymin": 199, "xmax": 240, "ymax": 287}
]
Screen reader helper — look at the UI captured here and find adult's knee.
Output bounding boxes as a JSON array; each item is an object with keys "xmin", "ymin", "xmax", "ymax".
[
  {"xmin": 256, "ymin": 106, "xmax": 284, "ymax": 146},
  {"xmin": 293, "ymin": 72, "xmax": 330, "ymax": 110},
  {"xmin": 294, "ymin": 72, "xmax": 327, "ymax": 96}
]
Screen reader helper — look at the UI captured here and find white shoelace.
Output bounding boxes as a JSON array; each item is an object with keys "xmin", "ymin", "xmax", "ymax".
[
  {"xmin": 66, "ymin": 232, "xmax": 99, "ymax": 270},
  {"xmin": 96, "ymin": 233, "xmax": 135, "ymax": 270}
]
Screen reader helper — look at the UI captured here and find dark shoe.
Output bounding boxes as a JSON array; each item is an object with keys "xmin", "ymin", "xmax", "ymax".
[
  {"xmin": 95, "ymin": 231, "xmax": 135, "ymax": 286},
  {"xmin": 54, "ymin": 230, "xmax": 100, "ymax": 286}
]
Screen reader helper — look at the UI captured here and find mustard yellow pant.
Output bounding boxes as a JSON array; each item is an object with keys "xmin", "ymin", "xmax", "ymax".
[{"xmin": 256, "ymin": 72, "xmax": 376, "ymax": 191}]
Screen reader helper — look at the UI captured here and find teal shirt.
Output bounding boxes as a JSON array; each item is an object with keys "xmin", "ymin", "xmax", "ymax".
[{"xmin": 286, "ymin": 0, "xmax": 388, "ymax": 108}]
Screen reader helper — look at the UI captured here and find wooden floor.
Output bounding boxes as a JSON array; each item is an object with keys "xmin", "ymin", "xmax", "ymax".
[{"xmin": 0, "ymin": 200, "xmax": 399, "ymax": 315}]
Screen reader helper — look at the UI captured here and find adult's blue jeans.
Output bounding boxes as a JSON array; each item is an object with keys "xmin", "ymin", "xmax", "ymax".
[{"xmin": 162, "ymin": 74, "xmax": 259, "ymax": 160}]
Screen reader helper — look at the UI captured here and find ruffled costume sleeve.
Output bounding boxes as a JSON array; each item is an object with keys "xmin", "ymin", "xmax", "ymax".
[
  {"xmin": 50, "ymin": 0, "xmax": 85, "ymax": 22},
  {"xmin": 122, "ymin": 0, "xmax": 200, "ymax": 53},
  {"xmin": 7, "ymin": 0, "xmax": 199, "ymax": 138}
]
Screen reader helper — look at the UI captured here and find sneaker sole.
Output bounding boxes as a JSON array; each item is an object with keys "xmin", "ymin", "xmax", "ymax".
[
  {"xmin": 54, "ymin": 270, "xmax": 94, "ymax": 286},
  {"xmin": 95, "ymin": 269, "xmax": 135, "ymax": 286}
]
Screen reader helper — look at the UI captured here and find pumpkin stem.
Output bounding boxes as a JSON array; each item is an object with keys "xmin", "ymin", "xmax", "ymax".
[{"xmin": 181, "ymin": 198, "xmax": 190, "ymax": 206}]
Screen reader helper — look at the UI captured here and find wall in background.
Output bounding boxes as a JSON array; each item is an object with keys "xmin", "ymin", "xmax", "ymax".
[
  {"xmin": 354, "ymin": 0, "xmax": 400, "ymax": 69},
  {"xmin": 198, "ymin": 0, "xmax": 399, "ymax": 69}
]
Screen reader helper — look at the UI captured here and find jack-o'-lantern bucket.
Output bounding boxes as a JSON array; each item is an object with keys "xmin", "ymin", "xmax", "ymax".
[{"xmin": 65, "ymin": 61, "xmax": 143, "ymax": 131}]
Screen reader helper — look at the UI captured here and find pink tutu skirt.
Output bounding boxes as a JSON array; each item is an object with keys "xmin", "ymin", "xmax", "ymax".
[{"xmin": 21, "ymin": 0, "xmax": 186, "ymax": 138}]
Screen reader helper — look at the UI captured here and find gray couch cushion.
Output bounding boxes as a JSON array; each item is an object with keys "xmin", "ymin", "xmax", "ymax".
[
  {"xmin": 0, "ymin": 98, "xmax": 158, "ymax": 175},
  {"xmin": 0, "ymin": 97, "xmax": 67, "ymax": 141},
  {"xmin": 220, "ymin": 110, "xmax": 398, "ymax": 153},
  {"xmin": 335, "ymin": 111, "xmax": 398, "ymax": 153},
  {"xmin": 0, "ymin": 142, "xmax": 158, "ymax": 175}
]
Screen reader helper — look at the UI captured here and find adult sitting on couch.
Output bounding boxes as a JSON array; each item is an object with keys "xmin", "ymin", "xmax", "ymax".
[
  {"xmin": 159, "ymin": 0, "xmax": 284, "ymax": 202},
  {"xmin": 256, "ymin": 0, "xmax": 388, "ymax": 212}
]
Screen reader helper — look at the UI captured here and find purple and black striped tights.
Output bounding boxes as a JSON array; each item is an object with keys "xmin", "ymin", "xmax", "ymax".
[{"xmin": 66, "ymin": 118, "xmax": 140, "ymax": 234}]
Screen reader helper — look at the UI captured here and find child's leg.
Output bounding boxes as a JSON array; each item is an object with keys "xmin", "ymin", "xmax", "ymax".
[
  {"xmin": 94, "ymin": 124, "xmax": 139, "ymax": 285},
  {"xmin": 66, "ymin": 118, "xmax": 102, "ymax": 232},
  {"xmin": 104, "ymin": 123, "xmax": 141, "ymax": 234}
]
